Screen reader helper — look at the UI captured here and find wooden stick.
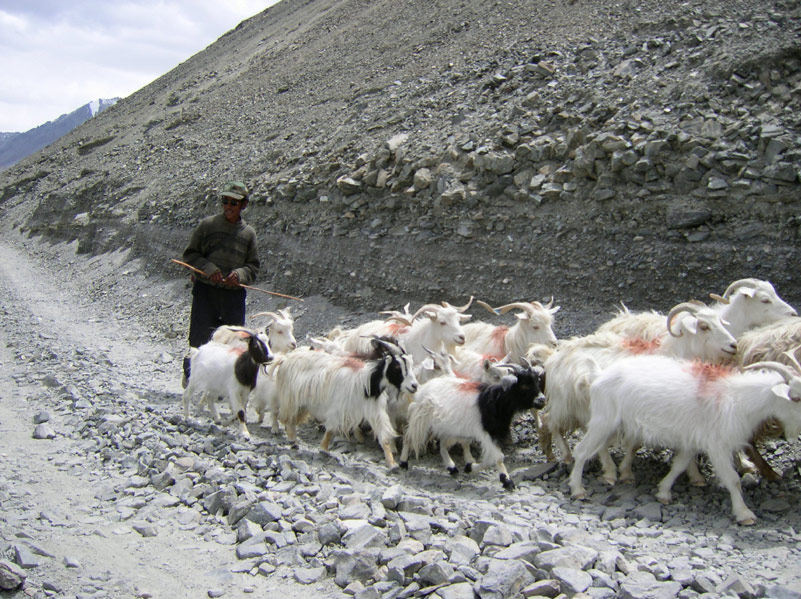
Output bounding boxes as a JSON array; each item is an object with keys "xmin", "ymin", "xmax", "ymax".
[{"xmin": 170, "ymin": 259, "xmax": 304, "ymax": 302}]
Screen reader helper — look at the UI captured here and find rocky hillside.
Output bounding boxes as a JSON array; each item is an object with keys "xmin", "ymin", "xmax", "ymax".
[{"xmin": 1, "ymin": 0, "xmax": 800, "ymax": 328}]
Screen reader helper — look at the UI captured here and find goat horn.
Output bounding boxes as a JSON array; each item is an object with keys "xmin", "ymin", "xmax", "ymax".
[
  {"xmin": 476, "ymin": 300, "xmax": 499, "ymax": 315},
  {"xmin": 783, "ymin": 346, "xmax": 801, "ymax": 374},
  {"xmin": 495, "ymin": 302, "xmax": 535, "ymax": 315},
  {"xmin": 709, "ymin": 293, "xmax": 729, "ymax": 305},
  {"xmin": 744, "ymin": 360, "xmax": 797, "ymax": 382},
  {"xmin": 722, "ymin": 278, "xmax": 764, "ymax": 300},
  {"xmin": 442, "ymin": 296, "xmax": 474, "ymax": 313},
  {"xmin": 411, "ymin": 303, "xmax": 442, "ymax": 320},
  {"xmin": 666, "ymin": 302, "xmax": 702, "ymax": 337}
]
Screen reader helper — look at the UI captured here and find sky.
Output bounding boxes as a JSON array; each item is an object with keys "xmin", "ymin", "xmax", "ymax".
[{"xmin": 0, "ymin": 0, "xmax": 279, "ymax": 132}]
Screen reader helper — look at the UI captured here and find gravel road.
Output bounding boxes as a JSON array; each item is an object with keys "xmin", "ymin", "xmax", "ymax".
[{"xmin": 2, "ymin": 231, "xmax": 801, "ymax": 599}]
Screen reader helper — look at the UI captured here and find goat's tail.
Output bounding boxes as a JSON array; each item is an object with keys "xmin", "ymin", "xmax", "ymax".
[{"xmin": 403, "ymin": 400, "xmax": 434, "ymax": 459}]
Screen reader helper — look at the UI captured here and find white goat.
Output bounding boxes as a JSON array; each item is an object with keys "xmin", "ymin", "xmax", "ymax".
[
  {"xmin": 568, "ymin": 352, "xmax": 801, "ymax": 525},
  {"xmin": 270, "ymin": 337, "xmax": 418, "ymax": 468},
  {"xmin": 212, "ymin": 309, "xmax": 297, "ymax": 353},
  {"xmin": 461, "ymin": 299, "xmax": 560, "ymax": 361},
  {"xmin": 596, "ymin": 278, "xmax": 797, "ymax": 340},
  {"xmin": 399, "ymin": 364, "xmax": 546, "ymax": 490},
  {"xmin": 333, "ymin": 298, "xmax": 473, "ymax": 365},
  {"xmin": 733, "ymin": 316, "xmax": 801, "ymax": 479},
  {"xmin": 182, "ymin": 331, "xmax": 272, "ymax": 439},
  {"xmin": 539, "ymin": 301, "xmax": 737, "ymax": 464}
]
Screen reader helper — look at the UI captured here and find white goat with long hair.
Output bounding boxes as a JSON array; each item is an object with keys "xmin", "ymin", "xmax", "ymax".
[
  {"xmin": 539, "ymin": 301, "xmax": 737, "ymax": 465},
  {"xmin": 569, "ymin": 350, "xmax": 801, "ymax": 525},
  {"xmin": 269, "ymin": 336, "xmax": 418, "ymax": 468},
  {"xmin": 597, "ymin": 278, "xmax": 797, "ymax": 340}
]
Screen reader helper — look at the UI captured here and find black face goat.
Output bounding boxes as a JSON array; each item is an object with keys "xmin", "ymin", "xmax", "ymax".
[{"xmin": 400, "ymin": 364, "xmax": 546, "ymax": 490}]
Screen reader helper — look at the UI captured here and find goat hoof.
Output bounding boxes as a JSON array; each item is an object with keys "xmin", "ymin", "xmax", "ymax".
[
  {"xmin": 399, "ymin": 461, "xmax": 408, "ymax": 470},
  {"xmin": 447, "ymin": 466, "xmax": 459, "ymax": 476},
  {"xmin": 571, "ymin": 490, "xmax": 586, "ymax": 500},
  {"xmin": 463, "ymin": 463, "xmax": 473, "ymax": 474},
  {"xmin": 500, "ymin": 474, "xmax": 515, "ymax": 491},
  {"xmin": 387, "ymin": 464, "xmax": 399, "ymax": 474}
]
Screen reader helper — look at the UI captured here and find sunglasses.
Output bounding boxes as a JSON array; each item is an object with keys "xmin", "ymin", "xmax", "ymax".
[{"xmin": 221, "ymin": 198, "xmax": 242, "ymax": 206}]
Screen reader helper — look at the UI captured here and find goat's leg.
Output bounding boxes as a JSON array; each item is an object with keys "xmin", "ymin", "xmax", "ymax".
[
  {"xmin": 230, "ymin": 390, "xmax": 250, "ymax": 439},
  {"xmin": 461, "ymin": 442, "xmax": 477, "ymax": 472},
  {"xmin": 269, "ymin": 391, "xmax": 281, "ymax": 433},
  {"xmin": 569, "ymin": 427, "xmax": 614, "ymax": 499},
  {"xmin": 655, "ymin": 449, "xmax": 694, "ymax": 504},
  {"xmin": 182, "ymin": 387, "xmax": 192, "ymax": 418},
  {"xmin": 708, "ymin": 449, "xmax": 756, "ymax": 525},
  {"xmin": 440, "ymin": 439, "xmax": 459, "ymax": 475},
  {"xmin": 743, "ymin": 440, "xmax": 782, "ymax": 481},
  {"xmin": 537, "ymin": 412, "xmax": 557, "ymax": 462},
  {"xmin": 320, "ymin": 429, "xmax": 334, "ymax": 451},
  {"xmin": 552, "ymin": 430, "xmax": 574, "ymax": 464},
  {"xmin": 205, "ymin": 393, "xmax": 221, "ymax": 423},
  {"xmin": 380, "ymin": 438, "xmax": 399, "ymax": 470},
  {"xmin": 686, "ymin": 453, "xmax": 707, "ymax": 486},
  {"xmin": 618, "ymin": 439, "xmax": 640, "ymax": 483}
]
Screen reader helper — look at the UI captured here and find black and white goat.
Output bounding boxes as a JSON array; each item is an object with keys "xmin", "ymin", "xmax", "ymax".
[
  {"xmin": 182, "ymin": 331, "xmax": 272, "ymax": 439},
  {"xmin": 270, "ymin": 336, "xmax": 418, "ymax": 468},
  {"xmin": 399, "ymin": 363, "xmax": 546, "ymax": 490}
]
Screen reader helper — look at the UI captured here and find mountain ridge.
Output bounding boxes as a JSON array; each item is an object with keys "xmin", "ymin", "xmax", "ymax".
[
  {"xmin": 0, "ymin": 0, "xmax": 799, "ymax": 329},
  {"xmin": 0, "ymin": 98, "xmax": 119, "ymax": 170}
]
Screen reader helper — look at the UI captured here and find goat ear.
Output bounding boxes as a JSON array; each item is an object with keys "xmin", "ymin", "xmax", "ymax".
[
  {"xmin": 420, "ymin": 357, "xmax": 434, "ymax": 370},
  {"xmin": 771, "ymin": 382, "xmax": 791, "ymax": 401},
  {"xmin": 500, "ymin": 374, "xmax": 516, "ymax": 391},
  {"xmin": 681, "ymin": 318, "xmax": 698, "ymax": 336}
]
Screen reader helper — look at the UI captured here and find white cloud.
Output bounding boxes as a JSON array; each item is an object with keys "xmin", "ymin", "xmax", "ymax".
[{"xmin": 0, "ymin": 0, "xmax": 276, "ymax": 132}]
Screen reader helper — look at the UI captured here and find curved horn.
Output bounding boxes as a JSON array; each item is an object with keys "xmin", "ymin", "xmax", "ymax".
[
  {"xmin": 782, "ymin": 346, "xmax": 801, "ymax": 373},
  {"xmin": 495, "ymin": 302, "xmax": 535, "ymax": 316},
  {"xmin": 251, "ymin": 311, "xmax": 280, "ymax": 326},
  {"xmin": 442, "ymin": 296, "xmax": 474, "ymax": 313},
  {"xmin": 476, "ymin": 300, "xmax": 499, "ymax": 315},
  {"xmin": 709, "ymin": 293, "xmax": 729, "ymax": 305},
  {"xmin": 744, "ymin": 360, "xmax": 797, "ymax": 382},
  {"xmin": 666, "ymin": 302, "xmax": 702, "ymax": 337},
  {"xmin": 371, "ymin": 335, "xmax": 404, "ymax": 355},
  {"xmin": 722, "ymin": 278, "xmax": 764, "ymax": 300},
  {"xmin": 411, "ymin": 303, "xmax": 442, "ymax": 320}
]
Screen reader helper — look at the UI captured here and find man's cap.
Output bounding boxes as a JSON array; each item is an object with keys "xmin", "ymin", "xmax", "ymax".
[{"xmin": 221, "ymin": 181, "xmax": 249, "ymax": 201}]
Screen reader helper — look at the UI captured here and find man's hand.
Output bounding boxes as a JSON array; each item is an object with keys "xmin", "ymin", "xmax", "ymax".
[
  {"xmin": 209, "ymin": 270, "xmax": 224, "ymax": 284},
  {"xmin": 223, "ymin": 271, "xmax": 240, "ymax": 287}
]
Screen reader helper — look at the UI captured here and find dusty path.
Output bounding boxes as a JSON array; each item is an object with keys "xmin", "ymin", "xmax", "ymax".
[{"xmin": 0, "ymin": 239, "xmax": 341, "ymax": 598}]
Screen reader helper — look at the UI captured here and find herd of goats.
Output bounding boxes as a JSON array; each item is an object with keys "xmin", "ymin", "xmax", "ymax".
[{"xmin": 181, "ymin": 278, "xmax": 801, "ymax": 525}]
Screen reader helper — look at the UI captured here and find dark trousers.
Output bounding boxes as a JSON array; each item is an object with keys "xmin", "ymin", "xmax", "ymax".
[{"xmin": 188, "ymin": 281, "xmax": 247, "ymax": 348}]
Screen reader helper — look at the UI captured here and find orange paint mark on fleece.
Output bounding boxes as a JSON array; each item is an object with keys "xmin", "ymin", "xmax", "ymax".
[
  {"xmin": 386, "ymin": 323, "xmax": 410, "ymax": 336},
  {"xmin": 490, "ymin": 326, "xmax": 509, "ymax": 351},
  {"xmin": 689, "ymin": 360, "xmax": 737, "ymax": 381},
  {"xmin": 687, "ymin": 360, "xmax": 738, "ymax": 403},
  {"xmin": 622, "ymin": 337, "xmax": 662, "ymax": 355},
  {"xmin": 341, "ymin": 357, "xmax": 365, "ymax": 371},
  {"xmin": 458, "ymin": 380, "xmax": 482, "ymax": 394}
]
